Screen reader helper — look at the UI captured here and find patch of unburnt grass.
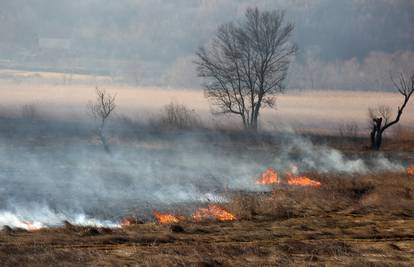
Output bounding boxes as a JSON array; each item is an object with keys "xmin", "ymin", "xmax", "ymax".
[
  {"xmin": 0, "ymin": 244, "xmax": 100, "ymax": 267},
  {"xmin": 279, "ymin": 239, "xmax": 355, "ymax": 257}
]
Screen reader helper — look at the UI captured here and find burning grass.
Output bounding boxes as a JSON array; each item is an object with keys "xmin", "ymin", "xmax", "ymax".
[
  {"xmin": 152, "ymin": 211, "xmax": 180, "ymax": 224},
  {"xmin": 1, "ymin": 172, "xmax": 413, "ymax": 266},
  {"xmin": 228, "ymin": 171, "xmax": 414, "ymax": 222},
  {"xmin": 256, "ymin": 167, "xmax": 279, "ymax": 185},
  {"xmin": 256, "ymin": 166, "xmax": 322, "ymax": 188},
  {"xmin": 192, "ymin": 204, "xmax": 236, "ymax": 222},
  {"xmin": 287, "ymin": 176, "xmax": 321, "ymax": 187}
]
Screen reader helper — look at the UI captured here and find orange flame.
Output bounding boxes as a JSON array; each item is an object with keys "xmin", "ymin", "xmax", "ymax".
[
  {"xmin": 256, "ymin": 167, "xmax": 279, "ymax": 185},
  {"xmin": 408, "ymin": 166, "xmax": 414, "ymax": 175},
  {"xmin": 287, "ymin": 176, "xmax": 321, "ymax": 187},
  {"xmin": 192, "ymin": 204, "xmax": 236, "ymax": 222},
  {"xmin": 153, "ymin": 211, "xmax": 179, "ymax": 224}
]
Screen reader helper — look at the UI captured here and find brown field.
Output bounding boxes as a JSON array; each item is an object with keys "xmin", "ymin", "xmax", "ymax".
[{"xmin": 1, "ymin": 171, "xmax": 413, "ymax": 266}]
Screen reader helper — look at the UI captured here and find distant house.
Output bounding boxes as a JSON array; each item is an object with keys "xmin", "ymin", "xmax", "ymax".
[{"xmin": 38, "ymin": 38, "xmax": 71, "ymax": 50}]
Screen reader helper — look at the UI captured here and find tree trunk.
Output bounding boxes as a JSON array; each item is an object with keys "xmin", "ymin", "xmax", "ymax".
[
  {"xmin": 370, "ymin": 129, "xmax": 376, "ymax": 149},
  {"xmin": 370, "ymin": 118, "xmax": 383, "ymax": 150},
  {"xmin": 248, "ymin": 102, "xmax": 261, "ymax": 132},
  {"xmin": 374, "ymin": 131, "xmax": 383, "ymax": 150},
  {"xmin": 98, "ymin": 121, "xmax": 111, "ymax": 153},
  {"xmin": 241, "ymin": 114, "xmax": 248, "ymax": 130},
  {"xmin": 250, "ymin": 117, "xmax": 258, "ymax": 131},
  {"xmin": 371, "ymin": 130, "xmax": 383, "ymax": 150},
  {"xmin": 98, "ymin": 131, "xmax": 111, "ymax": 153}
]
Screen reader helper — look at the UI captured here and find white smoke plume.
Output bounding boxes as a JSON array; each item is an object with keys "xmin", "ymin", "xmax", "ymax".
[
  {"xmin": 274, "ymin": 135, "xmax": 404, "ymax": 173},
  {"xmin": 0, "ymin": 128, "xmax": 406, "ymax": 229}
]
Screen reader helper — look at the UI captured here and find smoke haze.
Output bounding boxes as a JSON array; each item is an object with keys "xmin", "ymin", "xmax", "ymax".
[
  {"xmin": 0, "ymin": 119, "xmax": 407, "ymax": 229},
  {"xmin": 0, "ymin": 0, "xmax": 413, "ymax": 230}
]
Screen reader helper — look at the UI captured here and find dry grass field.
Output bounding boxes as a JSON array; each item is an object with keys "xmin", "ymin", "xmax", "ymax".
[
  {"xmin": 0, "ymin": 81, "xmax": 413, "ymax": 266},
  {"xmin": 0, "ymin": 170, "xmax": 413, "ymax": 266},
  {"xmin": 1, "ymin": 0, "xmax": 414, "ymax": 264}
]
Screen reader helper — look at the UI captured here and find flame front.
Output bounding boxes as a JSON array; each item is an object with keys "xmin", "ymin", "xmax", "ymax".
[
  {"xmin": 287, "ymin": 176, "xmax": 321, "ymax": 187},
  {"xmin": 256, "ymin": 167, "xmax": 279, "ymax": 185},
  {"xmin": 193, "ymin": 205, "xmax": 236, "ymax": 222},
  {"xmin": 407, "ymin": 166, "xmax": 414, "ymax": 175},
  {"xmin": 153, "ymin": 211, "xmax": 179, "ymax": 224}
]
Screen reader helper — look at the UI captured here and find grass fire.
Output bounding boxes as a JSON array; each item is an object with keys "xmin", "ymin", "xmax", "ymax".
[
  {"xmin": 256, "ymin": 166, "xmax": 322, "ymax": 187},
  {"xmin": 287, "ymin": 176, "xmax": 321, "ymax": 187},
  {"xmin": 1, "ymin": 1, "xmax": 414, "ymax": 266},
  {"xmin": 192, "ymin": 205, "xmax": 236, "ymax": 222},
  {"xmin": 256, "ymin": 167, "xmax": 279, "ymax": 185},
  {"xmin": 153, "ymin": 211, "xmax": 180, "ymax": 224}
]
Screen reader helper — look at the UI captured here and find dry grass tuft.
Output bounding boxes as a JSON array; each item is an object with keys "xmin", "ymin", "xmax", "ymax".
[{"xmin": 227, "ymin": 172, "xmax": 414, "ymax": 220}]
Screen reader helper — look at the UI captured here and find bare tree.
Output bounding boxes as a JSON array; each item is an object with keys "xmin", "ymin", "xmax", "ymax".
[
  {"xmin": 88, "ymin": 87, "xmax": 116, "ymax": 153},
  {"xmin": 369, "ymin": 72, "xmax": 414, "ymax": 150},
  {"xmin": 195, "ymin": 7, "xmax": 297, "ymax": 131}
]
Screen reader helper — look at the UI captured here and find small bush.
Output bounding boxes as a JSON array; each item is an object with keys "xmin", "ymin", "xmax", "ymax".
[{"xmin": 156, "ymin": 102, "xmax": 201, "ymax": 130}]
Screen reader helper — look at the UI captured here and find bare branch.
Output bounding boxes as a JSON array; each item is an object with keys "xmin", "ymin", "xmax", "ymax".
[
  {"xmin": 194, "ymin": 7, "xmax": 296, "ymax": 130},
  {"xmin": 88, "ymin": 87, "xmax": 117, "ymax": 153},
  {"xmin": 369, "ymin": 71, "xmax": 414, "ymax": 150},
  {"xmin": 381, "ymin": 72, "xmax": 414, "ymax": 132}
]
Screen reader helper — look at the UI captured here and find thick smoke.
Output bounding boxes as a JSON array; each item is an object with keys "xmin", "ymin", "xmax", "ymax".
[
  {"xmin": 0, "ymin": 133, "xmax": 263, "ymax": 229},
  {"xmin": 0, "ymin": 123, "xmax": 406, "ymax": 229}
]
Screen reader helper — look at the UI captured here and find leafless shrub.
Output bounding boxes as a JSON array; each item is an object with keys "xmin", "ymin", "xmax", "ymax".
[
  {"xmin": 156, "ymin": 102, "xmax": 201, "ymax": 130},
  {"xmin": 88, "ymin": 87, "xmax": 116, "ymax": 153}
]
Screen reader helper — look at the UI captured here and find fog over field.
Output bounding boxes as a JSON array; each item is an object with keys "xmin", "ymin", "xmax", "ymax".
[{"xmin": 0, "ymin": 83, "xmax": 413, "ymax": 132}]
